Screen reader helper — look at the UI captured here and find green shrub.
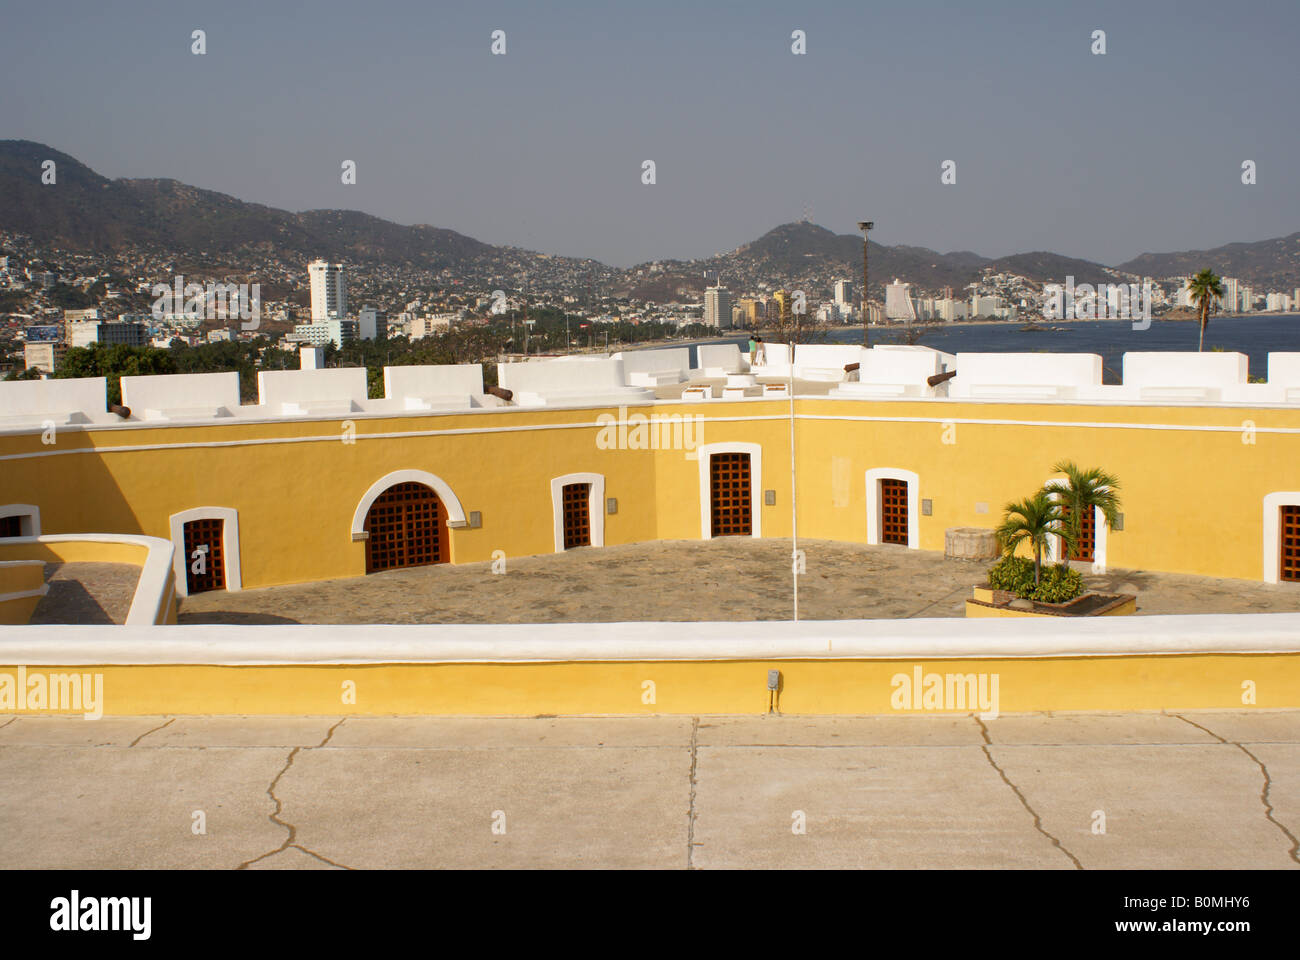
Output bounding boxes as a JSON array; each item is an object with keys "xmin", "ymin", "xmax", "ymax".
[{"xmin": 986, "ymin": 555, "xmax": 1084, "ymax": 603}]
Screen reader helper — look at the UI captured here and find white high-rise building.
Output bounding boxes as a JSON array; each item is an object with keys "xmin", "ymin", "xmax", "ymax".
[
  {"xmin": 833, "ymin": 280, "xmax": 853, "ymax": 310},
  {"xmin": 358, "ymin": 305, "xmax": 385, "ymax": 340},
  {"xmin": 1220, "ymin": 277, "xmax": 1239, "ymax": 314},
  {"xmin": 885, "ymin": 280, "xmax": 917, "ymax": 321},
  {"xmin": 308, "ymin": 260, "xmax": 347, "ymax": 320},
  {"xmin": 1240, "ymin": 286, "xmax": 1254, "ymax": 312},
  {"xmin": 704, "ymin": 286, "xmax": 733, "ymax": 329}
]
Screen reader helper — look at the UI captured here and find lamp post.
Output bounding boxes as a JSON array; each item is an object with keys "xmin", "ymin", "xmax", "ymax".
[{"xmin": 857, "ymin": 221, "xmax": 873, "ymax": 347}]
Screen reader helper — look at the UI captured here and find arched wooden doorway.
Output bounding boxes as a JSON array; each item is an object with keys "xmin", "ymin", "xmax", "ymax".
[{"xmin": 364, "ymin": 481, "xmax": 448, "ymax": 573}]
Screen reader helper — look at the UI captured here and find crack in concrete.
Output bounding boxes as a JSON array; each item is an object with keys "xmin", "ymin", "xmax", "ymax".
[
  {"xmin": 236, "ymin": 718, "xmax": 353, "ymax": 871},
  {"xmin": 686, "ymin": 716, "xmax": 700, "ymax": 870},
  {"xmin": 974, "ymin": 714, "xmax": 1084, "ymax": 869},
  {"xmin": 129, "ymin": 717, "xmax": 174, "ymax": 747},
  {"xmin": 0, "ymin": 716, "xmax": 18, "ymax": 729},
  {"xmin": 1172, "ymin": 714, "xmax": 1300, "ymax": 865}
]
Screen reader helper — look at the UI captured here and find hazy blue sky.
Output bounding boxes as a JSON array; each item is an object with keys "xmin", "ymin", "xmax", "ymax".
[{"xmin": 2, "ymin": 0, "xmax": 1297, "ymax": 266}]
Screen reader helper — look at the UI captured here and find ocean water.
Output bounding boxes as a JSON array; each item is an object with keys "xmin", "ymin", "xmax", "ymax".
[{"xmin": 705, "ymin": 315, "xmax": 1300, "ymax": 383}]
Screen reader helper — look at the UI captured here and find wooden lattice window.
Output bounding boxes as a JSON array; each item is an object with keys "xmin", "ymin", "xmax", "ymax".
[
  {"xmin": 562, "ymin": 483, "xmax": 592, "ymax": 549},
  {"xmin": 183, "ymin": 517, "xmax": 226, "ymax": 594},
  {"xmin": 364, "ymin": 481, "xmax": 447, "ymax": 573},
  {"xmin": 710, "ymin": 453, "xmax": 752, "ymax": 537},
  {"xmin": 0, "ymin": 515, "xmax": 21, "ymax": 538},
  {"xmin": 1281, "ymin": 505, "xmax": 1300, "ymax": 583},
  {"xmin": 1060, "ymin": 503, "xmax": 1096, "ymax": 562},
  {"xmin": 880, "ymin": 479, "xmax": 909, "ymax": 545}
]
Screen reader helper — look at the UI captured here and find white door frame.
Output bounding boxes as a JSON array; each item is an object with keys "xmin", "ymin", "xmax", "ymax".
[
  {"xmin": 865, "ymin": 468, "xmax": 919, "ymax": 548},
  {"xmin": 169, "ymin": 506, "xmax": 242, "ymax": 597},
  {"xmin": 551, "ymin": 473, "xmax": 606, "ymax": 551},
  {"xmin": 1263, "ymin": 491, "xmax": 1300, "ymax": 584},
  {"xmin": 698, "ymin": 442, "xmax": 762, "ymax": 539}
]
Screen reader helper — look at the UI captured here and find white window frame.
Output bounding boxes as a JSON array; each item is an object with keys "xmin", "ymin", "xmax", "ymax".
[
  {"xmin": 169, "ymin": 506, "xmax": 242, "ymax": 597},
  {"xmin": 1263, "ymin": 491, "xmax": 1300, "ymax": 584},
  {"xmin": 0, "ymin": 504, "xmax": 41, "ymax": 538},
  {"xmin": 1043, "ymin": 477, "xmax": 1109, "ymax": 574},
  {"xmin": 697, "ymin": 442, "xmax": 763, "ymax": 539},
  {"xmin": 865, "ymin": 468, "xmax": 919, "ymax": 549},
  {"xmin": 551, "ymin": 473, "xmax": 606, "ymax": 552}
]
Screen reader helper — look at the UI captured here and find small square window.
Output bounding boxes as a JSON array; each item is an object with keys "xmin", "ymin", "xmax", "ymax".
[
  {"xmin": 764, "ymin": 489, "xmax": 776, "ymax": 506},
  {"xmin": 921, "ymin": 499, "xmax": 933, "ymax": 516},
  {"xmin": 606, "ymin": 498, "xmax": 618, "ymax": 515},
  {"xmin": 468, "ymin": 511, "xmax": 482, "ymax": 529}
]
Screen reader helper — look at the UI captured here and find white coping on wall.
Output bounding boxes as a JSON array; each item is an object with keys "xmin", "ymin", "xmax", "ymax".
[
  {"xmin": 3, "ymin": 613, "xmax": 1299, "ymax": 665},
  {"xmin": 1, "ymin": 534, "xmax": 174, "ymax": 626},
  {"xmin": 550, "ymin": 473, "xmax": 606, "ymax": 552},
  {"xmin": 792, "ymin": 344, "xmax": 862, "ymax": 382}
]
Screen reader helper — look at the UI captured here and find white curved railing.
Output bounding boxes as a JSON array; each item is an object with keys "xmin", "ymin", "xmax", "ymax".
[{"xmin": 0, "ymin": 534, "xmax": 176, "ymax": 626}]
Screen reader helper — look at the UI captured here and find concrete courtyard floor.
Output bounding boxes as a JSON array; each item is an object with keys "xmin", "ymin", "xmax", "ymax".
[
  {"xmin": 1, "ymin": 711, "xmax": 1297, "ymax": 869},
  {"xmin": 176, "ymin": 538, "xmax": 1300, "ymax": 624}
]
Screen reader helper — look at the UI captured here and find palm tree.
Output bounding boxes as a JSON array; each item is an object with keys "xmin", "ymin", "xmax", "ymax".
[
  {"xmin": 1049, "ymin": 461, "xmax": 1122, "ymax": 562},
  {"xmin": 996, "ymin": 490, "xmax": 1072, "ymax": 587},
  {"xmin": 1187, "ymin": 269, "xmax": 1225, "ymax": 352}
]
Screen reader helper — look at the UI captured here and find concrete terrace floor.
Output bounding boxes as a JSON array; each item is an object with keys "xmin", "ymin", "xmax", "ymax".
[
  {"xmin": 29, "ymin": 562, "xmax": 138, "ymax": 625},
  {"xmin": 176, "ymin": 538, "xmax": 1300, "ymax": 625},
  {"xmin": 0, "ymin": 712, "xmax": 1296, "ymax": 869}
]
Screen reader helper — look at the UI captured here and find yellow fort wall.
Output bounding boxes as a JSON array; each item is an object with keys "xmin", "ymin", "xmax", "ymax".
[
  {"xmin": 1, "ymin": 397, "xmax": 1299, "ymax": 588},
  {"xmin": 3, "ymin": 653, "xmax": 1296, "ymax": 716}
]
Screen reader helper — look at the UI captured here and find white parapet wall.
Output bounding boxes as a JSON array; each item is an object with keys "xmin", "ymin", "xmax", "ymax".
[
  {"xmin": 256, "ymin": 368, "xmax": 368, "ymax": 416},
  {"xmin": 949, "ymin": 352, "xmax": 1103, "ymax": 401},
  {"xmin": 381, "ymin": 364, "xmax": 484, "ymax": 411},
  {"xmin": 0, "ymin": 377, "xmax": 110, "ymax": 430},
  {"xmin": 696, "ymin": 344, "xmax": 744, "ymax": 376},
  {"xmin": 121, "ymin": 372, "xmax": 241, "ymax": 421},
  {"xmin": 614, "ymin": 348, "xmax": 690, "ymax": 386},
  {"xmin": 832, "ymin": 345, "xmax": 954, "ymax": 399},
  {"xmin": 750, "ymin": 341, "xmax": 792, "ymax": 377},
  {"xmin": 1123, "ymin": 351, "xmax": 1247, "ymax": 402},
  {"xmin": 793, "ymin": 344, "xmax": 863, "ymax": 382},
  {"xmin": 497, "ymin": 357, "xmax": 653, "ymax": 407},
  {"xmin": 1267, "ymin": 353, "xmax": 1300, "ymax": 403}
]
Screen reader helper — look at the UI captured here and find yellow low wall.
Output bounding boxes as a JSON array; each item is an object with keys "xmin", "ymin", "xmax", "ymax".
[
  {"xmin": 1, "ymin": 654, "xmax": 1292, "ymax": 716},
  {"xmin": 0, "ymin": 561, "xmax": 46, "ymax": 625},
  {"xmin": 0, "ymin": 537, "xmax": 175, "ymax": 625}
]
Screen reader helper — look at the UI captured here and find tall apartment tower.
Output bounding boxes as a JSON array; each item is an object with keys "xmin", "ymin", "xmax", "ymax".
[
  {"xmin": 308, "ymin": 260, "xmax": 347, "ymax": 320},
  {"xmin": 704, "ymin": 285, "xmax": 733, "ymax": 329},
  {"xmin": 834, "ymin": 279, "xmax": 853, "ymax": 308}
]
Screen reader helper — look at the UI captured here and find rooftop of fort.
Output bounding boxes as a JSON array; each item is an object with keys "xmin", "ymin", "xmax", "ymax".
[{"xmin": 4, "ymin": 343, "xmax": 1300, "ymax": 434}]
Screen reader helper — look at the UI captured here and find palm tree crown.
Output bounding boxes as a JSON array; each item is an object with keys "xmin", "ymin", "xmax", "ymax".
[
  {"xmin": 996, "ymin": 490, "xmax": 1071, "ymax": 586},
  {"xmin": 1049, "ymin": 460, "xmax": 1122, "ymax": 561},
  {"xmin": 1187, "ymin": 268, "xmax": 1225, "ymax": 352}
]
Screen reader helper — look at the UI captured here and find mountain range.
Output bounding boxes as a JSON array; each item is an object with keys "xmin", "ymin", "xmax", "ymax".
[{"xmin": 3, "ymin": 140, "xmax": 1299, "ymax": 297}]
